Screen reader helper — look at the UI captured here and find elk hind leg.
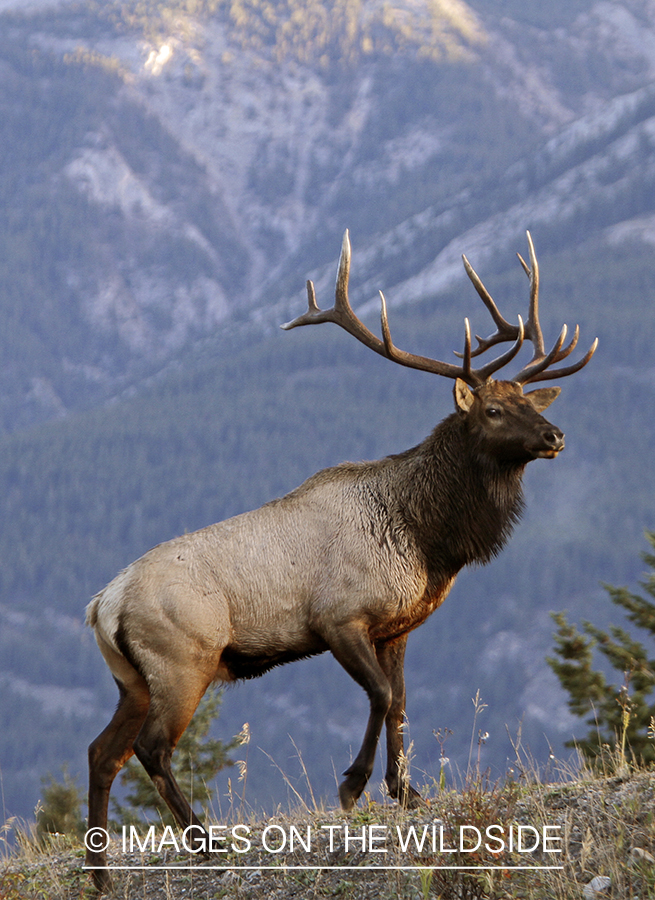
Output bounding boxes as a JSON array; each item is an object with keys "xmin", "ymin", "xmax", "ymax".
[
  {"xmin": 131, "ymin": 670, "xmax": 212, "ymax": 845},
  {"xmin": 87, "ymin": 665, "xmax": 150, "ymax": 892}
]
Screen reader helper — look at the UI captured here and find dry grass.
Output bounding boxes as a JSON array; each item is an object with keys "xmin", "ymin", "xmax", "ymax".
[
  {"xmin": 1, "ymin": 759, "xmax": 654, "ymax": 900},
  {"xmin": 2, "ymin": 708, "xmax": 654, "ymax": 899}
]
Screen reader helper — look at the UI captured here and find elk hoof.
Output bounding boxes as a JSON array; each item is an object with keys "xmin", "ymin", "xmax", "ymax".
[
  {"xmin": 387, "ymin": 778, "xmax": 426, "ymax": 809},
  {"xmin": 338, "ymin": 771, "xmax": 367, "ymax": 810},
  {"xmin": 91, "ymin": 868, "xmax": 113, "ymax": 894},
  {"xmin": 400, "ymin": 784, "xmax": 426, "ymax": 809}
]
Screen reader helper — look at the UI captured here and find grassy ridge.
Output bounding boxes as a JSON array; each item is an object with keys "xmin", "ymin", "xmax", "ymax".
[{"xmin": 2, "ymin": 761, "xmax": 654, "ymax": 898}]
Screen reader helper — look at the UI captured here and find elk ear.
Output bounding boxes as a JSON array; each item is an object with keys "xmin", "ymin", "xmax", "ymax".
[
  {"xmin": 454, "ymin": 378, "xmax": 475, "ymax": 412},
  {"xmin": 524, "ymin": 386, "xmax": 561, "ymax": 412}
]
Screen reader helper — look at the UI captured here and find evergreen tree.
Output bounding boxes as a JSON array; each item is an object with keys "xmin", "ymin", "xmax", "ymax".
[
  {"xmin": 36, "ymin": 766, "xmax": 86, "ymax": 841},
  {"xmin": 548, "ymin": 531, "xmax": 655, "ymax": 765},
  {"xmin": 111, "ymin": 689, "xmax": 237, "ymax": 826}
]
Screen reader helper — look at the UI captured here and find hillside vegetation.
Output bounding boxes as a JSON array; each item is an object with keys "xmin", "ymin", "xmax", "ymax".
[
  {"xmin": 92, "ymin": 0, "xmax": 485, "ymax": 64},
  {"xmin": 2, "ymin": 764, "xmax": 654, "ymax": 899}
]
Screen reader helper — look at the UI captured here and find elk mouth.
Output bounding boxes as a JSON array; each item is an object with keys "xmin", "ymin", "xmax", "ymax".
[
  {"xmin": 534, "ymin": 447, "xmax": 562, "ymax": 459},
  {"xmin": 530, "ymin": 433, "xmax": 565, "ymax": 459}
]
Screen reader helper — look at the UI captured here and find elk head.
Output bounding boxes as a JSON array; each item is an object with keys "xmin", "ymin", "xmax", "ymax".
[
  {"xmin": 454, "ymin": 379, "xmax": 564, "ymax": 464},
  {"xmin": 282, "ymin": 231, "xmax": 597, "ymax": 452}
]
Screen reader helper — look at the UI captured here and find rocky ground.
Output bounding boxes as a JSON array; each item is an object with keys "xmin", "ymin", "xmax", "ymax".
[{"xmin": 1, "ymin": 769, "xmax": 654, "ymax": 899}]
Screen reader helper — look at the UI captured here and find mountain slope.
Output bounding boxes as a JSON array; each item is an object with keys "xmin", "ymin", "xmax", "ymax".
[{"xmin": 3, "ymin": 0, "xmax": 655, "ymax": 430}]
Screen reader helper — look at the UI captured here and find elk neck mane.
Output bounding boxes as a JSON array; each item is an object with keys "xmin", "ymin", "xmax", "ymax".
[
  {"xmin": 380, "ymin": 409, "xmax": 526, "ymax": 573},
  {"xmin": 275, "ymin": 406, "xmax": 526, "ymax": 575}
]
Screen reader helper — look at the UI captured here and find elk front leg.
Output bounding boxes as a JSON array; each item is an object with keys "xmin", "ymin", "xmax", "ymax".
[
  {"xmin": 378, "ymin": 636, "xmax": 423, "ymax": 808},
  {"xmin": 325, "ymin": 623, "xmax": 393, "ymax": 810}
]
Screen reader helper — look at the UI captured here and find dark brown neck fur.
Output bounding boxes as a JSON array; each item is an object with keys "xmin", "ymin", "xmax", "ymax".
[{"xmin": 386, "ymin": 411, "xmax": 526, "ymax": 581}]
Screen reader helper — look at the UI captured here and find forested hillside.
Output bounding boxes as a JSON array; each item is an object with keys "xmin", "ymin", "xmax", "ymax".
[{"xmin": 0, "ymin": 0, "xmax": 654, "ymax": 824}]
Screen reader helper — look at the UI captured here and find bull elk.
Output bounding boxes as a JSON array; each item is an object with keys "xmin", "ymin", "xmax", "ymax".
[{"xmin": 85, "ymin": 231, "xmax": 596, "ymax": 890}]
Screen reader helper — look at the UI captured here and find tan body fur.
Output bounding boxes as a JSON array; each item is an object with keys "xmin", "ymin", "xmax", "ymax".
[{"xmin": 88, "ymin": 457, "xmax": 451, "ymax": 691}]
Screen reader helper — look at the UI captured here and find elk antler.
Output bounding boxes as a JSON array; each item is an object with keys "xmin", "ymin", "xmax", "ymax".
[
  {"xmin": 461, "ymin": 231, "xmax": 598, "ymax": 384},
  {"xmin": 281, "ymin": 231, "xmax": 525, "ymax": 388},
  {"xmin": 281, "ymin": 231, "xmax": 596, "ymax": 388}
]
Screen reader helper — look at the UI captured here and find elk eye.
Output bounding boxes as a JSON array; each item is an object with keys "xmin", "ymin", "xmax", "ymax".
[{"xmin": 486, "ymin": 406, "xmax": 502, "ymax": 419}]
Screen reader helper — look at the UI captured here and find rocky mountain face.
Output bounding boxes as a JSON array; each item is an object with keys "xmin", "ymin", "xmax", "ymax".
[{"xmin": 1, "ymin": 0, "xmax": 655, "ymax": 428}]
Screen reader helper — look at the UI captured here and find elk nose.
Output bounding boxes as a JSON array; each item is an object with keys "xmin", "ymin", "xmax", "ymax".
[{"xmin": 543, "ymin": 427, "xmax": 565, "ymax": 451}]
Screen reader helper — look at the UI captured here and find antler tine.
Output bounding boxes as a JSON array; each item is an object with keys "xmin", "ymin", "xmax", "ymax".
[
  {"xmin": 462, "ymin": 317, "xmax": 472, "ymax": 380},
  {"xmin": 514, "ymin": 324, "xmax": 568, "ymax": 384},
  {"xmin": 515, "ymin": 230, "xmax": 546, "ymax": 359},
  {"xmin": 379, "ymin": 289, "xmax": 481, "ymax": 383},
  {"xmin": 283, "ymin": 230, "xmax": 485, "ymax": 386},
  {"xmin": 334, "ymin": 228, "xmax": 351, "ymax": 315},
  {"xmin": 516, "ymin": 336, "xmax": 598, "ymax": 384},
  {"xmin": 476, "ymin": 315, "xmax": 526, "ymax": 381},
  {"xmin": 513, "ymin": 232, "xmax": 598, "ymax": 383},
  {"xmin": 304, "ymin": 278, "xmax": 320, "ymax": 314},
  {"xmin": 461, "ymin": 254, "xmax": 519, "ymax": 356},
  {"xmin": 457, "ymin": 253, "xmax": 526, "ymax": 373},
  {"xmin": 281, "ymin": 230, "xmax": 383, "ymax": 356}
]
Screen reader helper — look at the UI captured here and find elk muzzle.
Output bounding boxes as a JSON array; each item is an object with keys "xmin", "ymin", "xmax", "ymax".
[{"xmin": 529, "ymin": 424, "xmax": 565, "ymax": 459}]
